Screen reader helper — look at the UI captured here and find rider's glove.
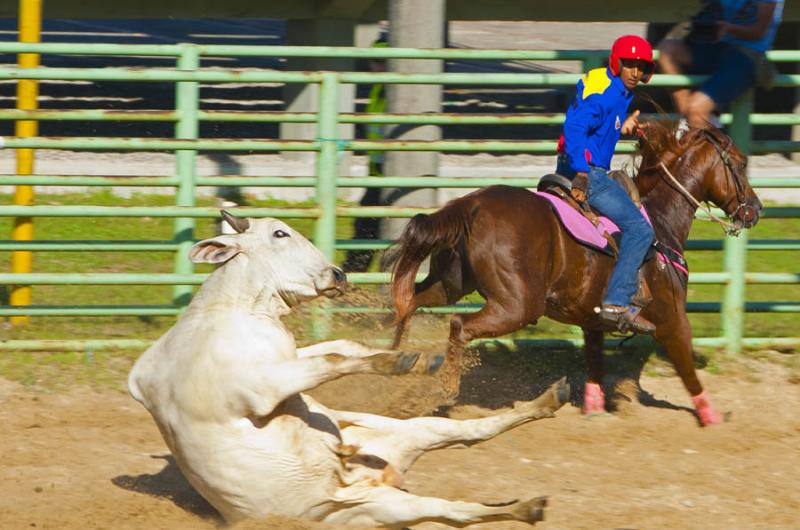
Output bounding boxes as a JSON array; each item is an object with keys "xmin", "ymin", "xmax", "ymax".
[{"xmin": 571, "ymin": 172, "xmax": 588, "ymax": 203}]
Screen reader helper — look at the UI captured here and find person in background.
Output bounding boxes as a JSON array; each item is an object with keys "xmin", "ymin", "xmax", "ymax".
[
  {"xmin": 343, "ymin": 38, "xmax": 388, "ymax": 272},
  {"xmin": 658, "ymin": 0, "xmax": 784, "ymax": 131},
  {"xmin": 555, "ymin": 34, "xmax": 656, "ymax": 334}
]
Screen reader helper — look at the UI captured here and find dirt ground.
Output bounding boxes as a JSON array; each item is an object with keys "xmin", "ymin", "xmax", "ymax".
[{"xmin": 1, "ymin": 347, "xmax": 798, "ymax": 530}]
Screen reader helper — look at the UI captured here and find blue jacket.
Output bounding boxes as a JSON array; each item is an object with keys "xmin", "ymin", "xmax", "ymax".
[{"xmin": 559, "ymin": 67, "xmax": 633, "ymax": 173}]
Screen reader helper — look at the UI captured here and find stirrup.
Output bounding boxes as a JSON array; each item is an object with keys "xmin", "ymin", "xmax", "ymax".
[{"xmin": 594, "ymin": 305, "xmax": 655, "ymax": 335}]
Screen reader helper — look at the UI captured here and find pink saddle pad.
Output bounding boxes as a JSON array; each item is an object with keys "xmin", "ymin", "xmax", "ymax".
[{"xmin": 534, "ymin": 191, "xmax": 650, "ymax": 254}]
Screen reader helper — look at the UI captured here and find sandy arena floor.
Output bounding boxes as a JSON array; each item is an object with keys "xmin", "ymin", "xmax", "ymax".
[{"xmin": 1, "ymin": 353, "xmax": 798, "ymax": 530}]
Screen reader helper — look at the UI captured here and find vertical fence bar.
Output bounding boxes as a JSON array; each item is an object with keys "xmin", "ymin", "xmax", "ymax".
[
  {"xmin": 9, "ymin": 0, "xmax": 42, "ymax": 325},
  {"xmin": 172, "ymin": 45, "xmax": 200, "ymax": 306},
  {"xmin": 314, "ymin": 72, "xmax": 340, "ymax": 259},
  {"xmin": 312, "ymin": 72, "xmax": 340, "ymax": 339},
  {"xmin": 721, "ymin": 90, "xmax": 753, "ymax": 353}
]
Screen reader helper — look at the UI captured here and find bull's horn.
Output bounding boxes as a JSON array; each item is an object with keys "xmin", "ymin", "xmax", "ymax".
[{"xmin": 221, "ymin": 210, "xmax": 250, "ymax": 233}]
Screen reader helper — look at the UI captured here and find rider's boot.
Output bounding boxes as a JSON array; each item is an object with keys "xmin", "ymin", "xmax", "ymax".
[{"xmin": 595, "ymin": 304, "xmax": 656, "ymax": 334}]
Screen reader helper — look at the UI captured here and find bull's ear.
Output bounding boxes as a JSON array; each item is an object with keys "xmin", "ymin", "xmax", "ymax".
[{"xmin": 189, "ymin": 236, "xmax": 242, "ymax": 264}]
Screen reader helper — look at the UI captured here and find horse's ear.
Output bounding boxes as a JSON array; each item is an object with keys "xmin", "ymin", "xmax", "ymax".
[{"xmin": 190, "ymin": 235, "xmax": 242, "ymax": 264}]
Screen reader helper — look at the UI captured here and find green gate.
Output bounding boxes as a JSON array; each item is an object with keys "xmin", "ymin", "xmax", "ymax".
[{"xmin": 0, "ymin": 43, "xmax": 798, "ymax": 351}]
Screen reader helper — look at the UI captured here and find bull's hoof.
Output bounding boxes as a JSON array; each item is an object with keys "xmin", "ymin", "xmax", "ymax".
[
  {"xmin": 425, "ymin": 354, "xmax": 445, "ymax": 375},
  {"xmin": 393, "ymin": 352, "xmax": 421, "ymax": 374},
  {"xmin": 554, "ymin": 377, "xmax": 570, "ymax": 406},
  {"xmin": 515, "ymin": 377, "xmax": 570, "ymax": 414},
  {"xmin": 513, "ymin": 496, "xmax": 547, "ymax": 524},
  {"xmin": 370, "ymin": 352, "xmax": 420, "ymax": 375}
]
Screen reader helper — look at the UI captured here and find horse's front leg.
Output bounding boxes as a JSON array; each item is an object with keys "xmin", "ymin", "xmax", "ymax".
[
  {"xmin": 583, "ymin": 328, "xmax": 607, "ymax": 415},
  {"xmin": 653, "ymin": 313, "xmax": 723, "ymax": 426}
]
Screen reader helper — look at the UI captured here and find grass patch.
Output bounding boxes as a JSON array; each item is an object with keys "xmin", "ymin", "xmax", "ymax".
[{"xmin": 0, "ymin": 190, "xmax": 797, "ymax": 391}]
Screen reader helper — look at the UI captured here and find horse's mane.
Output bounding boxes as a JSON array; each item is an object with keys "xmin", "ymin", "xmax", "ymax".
[{"xmin": 634, "ymin": 119, "xmax": 730, "ymax": 176}]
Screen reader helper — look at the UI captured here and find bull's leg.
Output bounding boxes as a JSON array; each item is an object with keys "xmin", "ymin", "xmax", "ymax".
[
  {"xmin": 583, "ymin": 328, "xmax": 607, "ymax": 415},
  {"xmin": 297, "ymin": 340, "xmax": 393, "ymax": 359},
  {"xmin": 324, "ymin": 485, "xmax": 547, "ymax": 527},
  {"xmin": 248, "ymin": 351, "xmax": 442, "ymax": 416},
  {"xmin": 336, "ymin": 378, "xmax": 568, "ymax": 476},
  {"xmin": 653, "ymin": 312, "xmax": 722, "ymax": 426}
]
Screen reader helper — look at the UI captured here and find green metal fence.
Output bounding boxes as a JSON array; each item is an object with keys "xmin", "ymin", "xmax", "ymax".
[{"xmin": 0, "ymin": 43, "xmax": 798, "ymax": 351}]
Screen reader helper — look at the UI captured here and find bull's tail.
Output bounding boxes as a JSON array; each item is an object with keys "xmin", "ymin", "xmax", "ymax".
[{"xmin": 388, "ymin": 197, "xmax": 475, "ymax": 348}]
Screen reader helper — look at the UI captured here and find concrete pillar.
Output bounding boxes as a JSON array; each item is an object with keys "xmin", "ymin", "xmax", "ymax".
[
  {"xmin": 355, "ymin": 21, "xmax": 383, "ymax": 48},
  {"xmin": 381, "ymin": 0, "xmax": 446, "ymax": 240},
  {"xmin": 792, "ymin": 22, "xmax": 800, "ymax": 163},
  {"xmin": 280, "ymin": 18, "xmax": 356, "ymax": 167}
]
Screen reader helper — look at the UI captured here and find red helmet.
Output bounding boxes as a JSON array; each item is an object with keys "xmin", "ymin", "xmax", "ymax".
[{"xmin": 609, "ymin": 35, "xmax": 655, "ymax": 83}]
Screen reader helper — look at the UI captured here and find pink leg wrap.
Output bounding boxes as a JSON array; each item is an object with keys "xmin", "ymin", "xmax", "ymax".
[
  {"xmin": 692, "ymin": 390, "xmax": 723, "ymax": 426},
  {"xmin": 583, "ymin": 382, "xmax": 605, "ymax": 415}
]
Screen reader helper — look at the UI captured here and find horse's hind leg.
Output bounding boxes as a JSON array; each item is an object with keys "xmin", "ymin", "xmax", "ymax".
[
  {"xmin": 393, "ymin": 249, "xmax": 474, "ymax": 349},
  {"xmin": 325, "ymin": 485, "xmax": 547, "ymax": 527},
  {"xmin": 443, "ymin": 295, "xmax": 540, "ymax": 398},
  {"xmin": 653, "ymin": 313, "xmax": 722, "ymax": 426}
]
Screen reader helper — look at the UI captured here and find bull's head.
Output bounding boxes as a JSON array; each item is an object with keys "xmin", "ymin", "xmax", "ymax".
[{"xmin": 189, "ymin": 211, "xmax": 348, "ymax": 306}]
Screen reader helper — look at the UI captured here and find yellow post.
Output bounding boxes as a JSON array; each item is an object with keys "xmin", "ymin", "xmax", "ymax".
[{"xmin": 10, "ymin": 0, "xmax": 42, "ymax": 325}]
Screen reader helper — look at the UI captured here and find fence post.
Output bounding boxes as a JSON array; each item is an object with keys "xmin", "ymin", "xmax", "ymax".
[
  {"xmin": 311, "ymin": 72, "xmax": 340, "ymax": 339},
  {"xmin": 172, "ymin": 45, "xmax": 200, "ymax": 307},
  {"xmin": 721, "ymin": 90, "xmax": 753, "ymax": 354},
  {"xmin": 9, "ymin": 0, "xmax": 42, "ymax": 325},
  {"xmin": 314, "ymin": 72, "xmax": 340, "ymax": 259}
]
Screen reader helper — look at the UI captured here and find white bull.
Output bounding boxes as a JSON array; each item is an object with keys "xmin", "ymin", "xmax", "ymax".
[{"xmin": 128, "ymin": 211, "xmax": 568, "ymax": 527}]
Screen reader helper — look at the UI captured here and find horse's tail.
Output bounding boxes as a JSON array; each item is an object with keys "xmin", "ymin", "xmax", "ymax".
[{"xmin": 388, "ymin": 197, "xmax": 475, "ymax": 348}]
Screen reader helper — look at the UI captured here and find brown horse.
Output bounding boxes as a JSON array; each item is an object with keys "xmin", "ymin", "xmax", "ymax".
[{"xmin": 388, "ymin": 123, "xmax": 762, "ymax": 426}]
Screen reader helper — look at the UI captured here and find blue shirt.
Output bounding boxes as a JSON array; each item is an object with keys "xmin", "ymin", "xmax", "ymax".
[
  {"xmin": 560, "ymin": 67, "xmax": 632, "ymax": 174},
  {"xmin": 721, "ymin": 0, "xmax": 783, "ymax": 53}
]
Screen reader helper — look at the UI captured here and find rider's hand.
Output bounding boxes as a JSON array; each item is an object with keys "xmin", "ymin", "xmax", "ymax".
[
  {"xmin": 571, "ymin": 172, "xmax": 588, "ymax": 203},
  {"xmin": 621, "ymin": 110, "xmax": 641, "ymax": 136}
]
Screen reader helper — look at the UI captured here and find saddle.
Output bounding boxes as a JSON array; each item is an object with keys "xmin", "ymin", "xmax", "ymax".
[
  {"xmin": 537, "ymin": 170, "xmax": 643, "ymax": 254},
  {"xmin": 536, "ymin": 171, "xmax": 653, "ymax": 321}
]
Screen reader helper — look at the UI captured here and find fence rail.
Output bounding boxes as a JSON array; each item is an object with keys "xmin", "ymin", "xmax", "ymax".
[{"xmin": 1, "ymin": 42, "xmax": 798, "ymax": 351}]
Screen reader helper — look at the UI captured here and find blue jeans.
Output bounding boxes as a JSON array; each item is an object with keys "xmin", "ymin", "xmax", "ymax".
[
  {"xmin": 555, "ymin": 156, "xmax": 654, "ymax": 307},
  {"xmin": 687, "ymin": 41, "xmax": 755, "ymax": 111}
]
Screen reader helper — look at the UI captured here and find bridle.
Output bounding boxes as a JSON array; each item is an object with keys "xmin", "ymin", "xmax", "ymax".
[
  {"xmin": 642, "ymin": 128, "xmax": 756, "ymax": 236},
  {"xmin": 702, "ymin": 130, "xmax": 759, "ymax": 233}
]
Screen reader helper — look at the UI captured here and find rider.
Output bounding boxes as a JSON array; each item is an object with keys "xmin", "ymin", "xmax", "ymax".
[{"xmin": 555, "ymin": 34, "xmax": 656, "ymax": 334}]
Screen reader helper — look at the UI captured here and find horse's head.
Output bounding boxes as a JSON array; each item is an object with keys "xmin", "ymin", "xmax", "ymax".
[
  {"xmin": 692, "ymin": 128, "xmax": 762, "ymax": 233},
  {"xmin": 637, "ymin": 124, "xmax": 762, "ymax": 235}
]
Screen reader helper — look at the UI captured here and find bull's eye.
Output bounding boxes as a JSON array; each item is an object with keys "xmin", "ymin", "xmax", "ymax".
[{"xmin": 273, "ymin": 229, "xmax": 290, "ymax": 239}]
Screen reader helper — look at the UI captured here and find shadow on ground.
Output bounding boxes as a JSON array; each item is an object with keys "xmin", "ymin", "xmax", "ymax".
[
  {"xmin": 452, "ymin": 341, "xmax": 696, "ymax": 419},
  {"xmin": 112, "ymin": 454, "xmax": 221, "ymax": 522}
]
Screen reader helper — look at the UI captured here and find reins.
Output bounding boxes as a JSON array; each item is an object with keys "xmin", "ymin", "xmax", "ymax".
[
  {"xmin": 638, "ymin": 129, "xmax": 741, "ymax": 236},
  {"xmin": 655, "ymin": 159, "xmax": 738, "ymax": 234}
]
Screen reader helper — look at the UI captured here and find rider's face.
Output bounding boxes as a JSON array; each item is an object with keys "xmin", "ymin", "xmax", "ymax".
[{"xmin": 618, "ymin": 58, "xmax": 650, "ymax": 90}]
